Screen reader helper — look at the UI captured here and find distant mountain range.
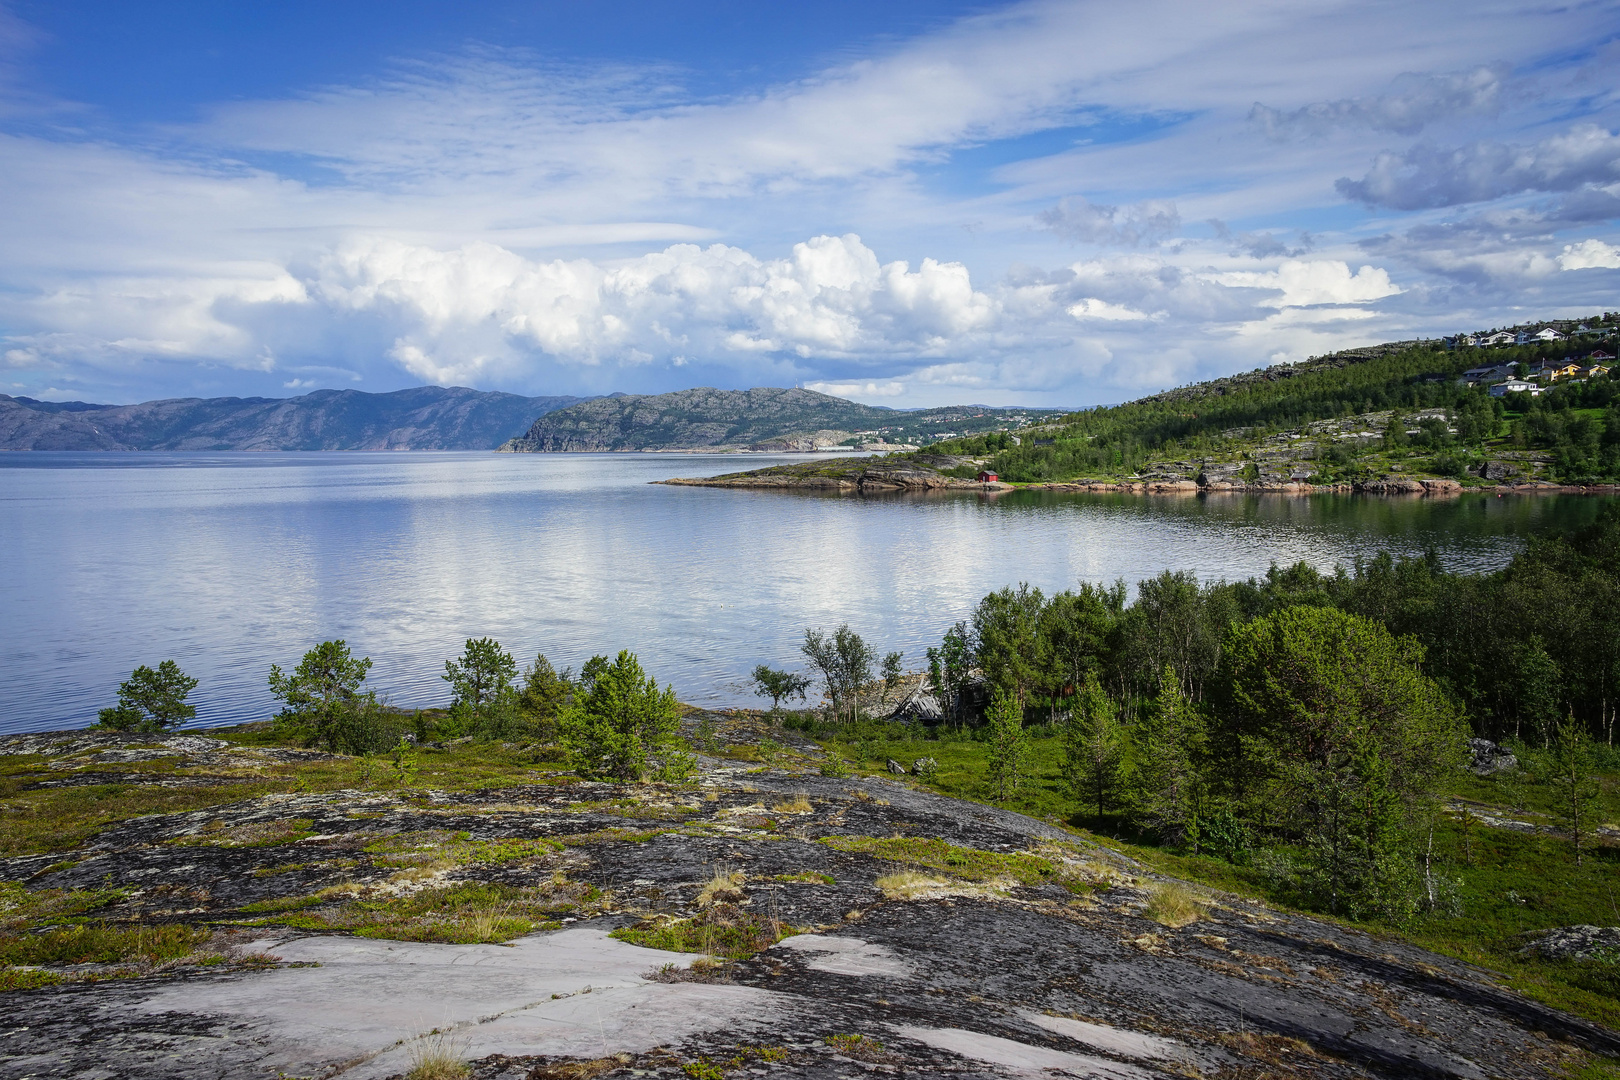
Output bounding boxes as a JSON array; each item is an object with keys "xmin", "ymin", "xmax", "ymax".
[
  {"xmin": 0, "ymin": 386, "xmax": 586, "ymax": 451},
  {"xmin": 499, "ymin": 386, "xmax": 1059, "ymax": 452}
]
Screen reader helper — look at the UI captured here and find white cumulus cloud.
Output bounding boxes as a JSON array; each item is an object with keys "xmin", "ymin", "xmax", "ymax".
[
  {"xmin": 314, "ymin": 233, "xmax": 1000, "ymax": 384},
  {"xmin": 1559, "ymin": 239, "xmax": 1620, "ymax": 271},
  {"xmin": 1210, "ymin": 260, "xmax": 1402, "ymax": 308}
]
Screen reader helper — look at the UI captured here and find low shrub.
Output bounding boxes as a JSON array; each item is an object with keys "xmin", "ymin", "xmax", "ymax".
[{"xmin": 0, "ymin": 922, "xmax": 209, "ymax": 966}]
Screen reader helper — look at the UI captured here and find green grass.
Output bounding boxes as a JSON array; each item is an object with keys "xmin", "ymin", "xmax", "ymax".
[
  {"xmin": 610, "ymin": 909, "xmax": 796, "ymax": 960},
  {"xmin": 0, "ymin": 881, "xmax": 128, "ymax": 930},
  {"xmin": 230, "ymin": 879, "xmax": 595, "ymax": 944},
  {"xmin": 0, "ymin": 967, "xmax": 65, "ymax": 991},
  {"xmin": 0, "ymin": 922, "xmax": 210, "ymax": 966},
  {"xmin": 0, "ymin": 732, "xmax": 558, "ymax": 858},
  {"xmin": 361, "ymin": 830, "xmax": 562, "ymax": 869}
]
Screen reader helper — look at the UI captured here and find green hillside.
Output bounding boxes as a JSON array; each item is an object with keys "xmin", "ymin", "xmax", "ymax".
[{"xmin": 930, "ymin": 315, "xmax": 1620, "ymax": 485}]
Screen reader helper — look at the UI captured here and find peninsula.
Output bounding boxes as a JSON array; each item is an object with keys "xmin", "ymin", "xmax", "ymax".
[{"xmin": 662, "ymin": 316, "xmax": 1620, "ymax": 494}]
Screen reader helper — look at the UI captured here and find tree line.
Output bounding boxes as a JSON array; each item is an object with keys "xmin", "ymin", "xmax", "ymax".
[
  {"xmin": 907, "ymin": 507, "xmax": 1620, "ymax": 920},
  {"xmin": 945, "ymin": 506, "xmax": 1620, "ymax": 748},
  {"xmin": 96, "ymin": 638, "xmax": 692, "ymax": 783}
]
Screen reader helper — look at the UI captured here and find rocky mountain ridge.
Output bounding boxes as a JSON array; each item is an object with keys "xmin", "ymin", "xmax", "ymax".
[{"xmin": 0, "ymin": 386, "xmax": 585, "ymax": 451}]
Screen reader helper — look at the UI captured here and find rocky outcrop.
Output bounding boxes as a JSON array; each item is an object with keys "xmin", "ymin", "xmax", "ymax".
[
  {"xmin": 2, "ymin": 722, "xmax": 1616, "ymax": 1079},
  {"xmin": 1468, "ymin": 738, "xmax": 1519, "ymax": 776},
  {"xmin": 660, "ymin": 454, "xmax": 1006, "ymax": 492},
  {"xmin": 746, "ymin": 430, "xmax": 852, "ymax": 452},
  {"xmin": 1523, "ymin": 925, "xmax": 1620, "ymax": 961}
]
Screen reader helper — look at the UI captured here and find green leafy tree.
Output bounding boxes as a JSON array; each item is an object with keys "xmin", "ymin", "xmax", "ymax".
[
  {"xmin": 96, "ymin": 660, "xmax": 198, "ymax": 733},
  {"xmin": 972, "ymin": 583, "xmax": 1044, "ymax": 707},
  {"xmin": 518, "ymin": 653, "xmax": 573, "ymax": 732},
  {"xmin": 1062, "ymin": 671, "xmax": 1126, "ymax": 823},
  {"xmin": 985, "ymin": 689, "xmax": 1029, "ymax": 802},
  {"xmin": 1213, "ymin": 606, "xmax": 1465, "ymax": 916},
  {"xmin": 1127, "ymin": 664, "xmax": 1206, "ymax": 846},
  {"xmin": 1550, "ymin": 712, "xmax": 1601, "ymax": 866},
  {"xmin": 268, "ymin": 641, "xmax": 377, "ymax": 753},
  {"xmin": 557, "ymin": 650, "xmax": 688, "ymax": 781},
  {"xmin": 1036, "ymin": 583, "xmax": 1124, "ymax": 717},
  {"xmin": 1118, "ymin": 570, "xmax": 1223, "ymax": 700},
  {"xmin": 926, "ymin": 621, "xmax": 975, "ymax": 725},
  {"xmin": 443, "ymin": 637, "xmax": 519, "ymax": 738},
  {"xmin": 801, "ymin": 624, "xmax": 874, "ymax": 723},
  {"xmin": 882, "ymin": 651, "xmax": 904, "ymax": 693},
  {"xmin": 751, "ymin": 665, "xmax": 811, "ymax": 712},
  {"xmin": 1514, "ymin": 636, "xmax": 1562, "ymax": 745}
]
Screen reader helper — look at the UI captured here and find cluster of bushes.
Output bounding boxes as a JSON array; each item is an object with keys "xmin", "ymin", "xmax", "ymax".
[{"xmin": 97, "ymin": 638, "xmax": 692, "ymax": 782}]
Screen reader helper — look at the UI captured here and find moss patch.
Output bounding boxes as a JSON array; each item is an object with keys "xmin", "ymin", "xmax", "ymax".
[
  {"xmin": 611, "ymin": 904, "xmax": 795, "ymax": 960},
  {"xmin": 231, "ymin": 878, "xmax": 596, "ymax": 944}
]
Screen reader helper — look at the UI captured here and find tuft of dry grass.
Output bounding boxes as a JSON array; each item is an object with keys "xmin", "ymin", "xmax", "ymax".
[
  {"xmin": 696, "ymin": 869, "xmax": 746, "ymax": 907},
  {"xmin": 875, "ymin": 870, "xmax": 945, "ymax": 899},
  {"xmin": 1142, "ymin": 880, "xmax": 1206, "ymax": 928},
  {"xmin": 463, "ymin": 902, "xmax": 515, "ymax": 944},
  {"xmin": 874, "ymin": 870, "xmax": 1007, "ymax": 901},
  {"xmin": 771, "ymin": 794, "xmax": 813, "ymax": 814},
  {"xmin": 405, "ymin": 1030, "xmax": 469, "ymax": 1080}
]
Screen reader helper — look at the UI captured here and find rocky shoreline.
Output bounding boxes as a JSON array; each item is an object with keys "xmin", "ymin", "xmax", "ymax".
[{"xmin": 660, "ymin": 470, "xmax": 1620, "ymax": 497}]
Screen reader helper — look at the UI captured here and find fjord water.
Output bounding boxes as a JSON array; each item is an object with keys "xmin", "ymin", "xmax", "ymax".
[{"xmin": 0, "ymin": 451, "xmax": 1609, "ymax": 735}]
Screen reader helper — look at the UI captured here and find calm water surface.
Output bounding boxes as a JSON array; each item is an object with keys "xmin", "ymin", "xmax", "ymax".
[{"xmin": 1, "ymin": 451, "xmax": 1610, "ymax": 734}]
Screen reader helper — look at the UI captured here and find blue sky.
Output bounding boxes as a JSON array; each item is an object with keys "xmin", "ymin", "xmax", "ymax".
[{"xmin": 1, "ymin": 0, "xmax": 1618, "ymax": 407}]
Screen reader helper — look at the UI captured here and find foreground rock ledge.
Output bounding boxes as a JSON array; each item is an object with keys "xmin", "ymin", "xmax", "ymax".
[{"xmin": 1, "ymin": 731, "xmax": 1616, "ymax": 1079}]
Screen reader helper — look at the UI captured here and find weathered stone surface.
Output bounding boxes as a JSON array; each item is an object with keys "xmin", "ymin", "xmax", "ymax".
[
  {"xmin": 2, "ymin": 728, "xmax": 1616, "ymax": 1080},
  {"xmin": 1523, "ymin": 925, "xmax": 1620, "ymax": 961}
]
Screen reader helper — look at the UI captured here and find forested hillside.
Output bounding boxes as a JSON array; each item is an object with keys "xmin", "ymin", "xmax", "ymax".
[{"xmin": 930, "ymin": 314, "xmax": 1620, "ymax": 484}]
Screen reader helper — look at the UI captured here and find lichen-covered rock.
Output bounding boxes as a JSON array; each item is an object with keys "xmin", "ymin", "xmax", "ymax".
[
  {"xmin": 1522, "ymin": 925, "xmax": 1620, "ymax": 961},
  {"xmin": 1468, "ymin": 737, "xmax": 1519, "ymax": 775}
]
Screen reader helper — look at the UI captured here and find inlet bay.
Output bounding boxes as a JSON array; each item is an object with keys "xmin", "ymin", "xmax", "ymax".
[{"xmin": 0, "ymin": 450, "xmax": 1608, "ymax": 734}]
